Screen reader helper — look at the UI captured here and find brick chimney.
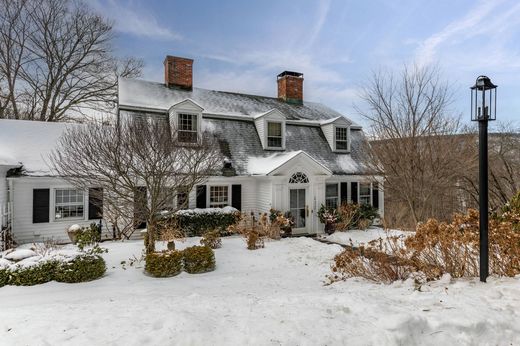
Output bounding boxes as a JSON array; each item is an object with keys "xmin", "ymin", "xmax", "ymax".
[
  {"xmin": 164, "ymin": 55, "xmax": 193, "ymax": 90},
  {"xmin": 277, "ymin": 71, "xmax": 303, "ymax": 104}
]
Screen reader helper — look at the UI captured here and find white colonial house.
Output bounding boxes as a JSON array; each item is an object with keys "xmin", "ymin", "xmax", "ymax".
[{"xmin": 0, "ymin": 55, "xmax": 384, "ymax": 245}]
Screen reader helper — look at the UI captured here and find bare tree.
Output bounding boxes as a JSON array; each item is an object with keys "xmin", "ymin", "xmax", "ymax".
[
  {"xmin": 0, "ymin": 0, "xmax": 142, "ymax": 121},
  {"xmin": 358, "ymin": 64, "xmax": 467, "ymax": 228},
  {"xmin": 458, "ymin": 123, "xmax": 520, "ymax": 210},
  {"xmin": 49, "ymin": 117, "xmax": 223, "ymax": 253}
]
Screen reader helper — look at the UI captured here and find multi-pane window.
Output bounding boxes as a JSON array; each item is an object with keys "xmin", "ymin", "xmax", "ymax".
[
  {"xmin": 177, "ymin": 187, "xmax": 189, "ymax": 210},
  {"xmin": 335, "ymin": 127, "xmax": 348, "ymax": 150},
  {"xmin": 267, "ymin": 122, "xmax": 283, "ymax": 148},
  {"xmin": 325, "ymin": 183, "xmax": 339, "ymax": 209},
  {"xmin": 178, "ymin": 113, "xmax": 198, "ymax": 143},
  {"xmin": 55, "ymin": 189, "xmax": 84, "ymax": 220},
  {"xmin": 209, "ymin": 186, "xmax": 228, "ymax": 208},
  {"xmin": 359, "ymin": 183, "xmax": 371, "ymax": 205}
]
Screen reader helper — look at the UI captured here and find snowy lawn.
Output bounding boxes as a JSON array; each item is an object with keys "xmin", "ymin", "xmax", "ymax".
[
  {"xmin": 0, "ymin": 236, "xmax": 519, "ymax": 345},
  {"xmin": 321, "ymin": 227, "xmax": 412, "ymax": 247}
]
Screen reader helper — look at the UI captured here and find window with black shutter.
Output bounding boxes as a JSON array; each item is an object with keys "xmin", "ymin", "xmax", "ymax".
[
  {"xmin": 88, "ymin": 188, "xmax": 103, "ymax": 220},
  {"xmin": 196, "ymin": 185, "xmax": 207, "ymax": 208},
  {"xmin": 33, "ymin": 189, "xmax": 50, "ymax": 223},
  {"xmin": 231, "ymin": 185, "xmax": 242, "ymax": 211}
]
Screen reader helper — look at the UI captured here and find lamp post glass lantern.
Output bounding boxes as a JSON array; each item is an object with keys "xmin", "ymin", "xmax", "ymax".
[{"xmin": 470, "ymin": 75, "xmax": 497, "ymax": 283}]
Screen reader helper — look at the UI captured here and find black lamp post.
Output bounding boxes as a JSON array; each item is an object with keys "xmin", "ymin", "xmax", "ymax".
[{"xmin": 470, "ymin": 75, "xmax": 497, "ymax": 283}]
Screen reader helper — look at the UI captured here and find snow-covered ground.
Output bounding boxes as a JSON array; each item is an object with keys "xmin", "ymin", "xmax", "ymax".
[
  {"xmin": 321, "ymin": 227, "xmax": 412, "ymax": 247},
  {"xmin": 1, "ymin": 236, "xmax": 519, "ymax": 345}
]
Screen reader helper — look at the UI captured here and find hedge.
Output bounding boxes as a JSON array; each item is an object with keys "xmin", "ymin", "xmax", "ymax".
[
  {"xmin": 54, "ymin": 255, "xmax": 106, "ymax": 283},
  {"xmin": 145, "ymin": 250, "xmax": 183, "ymax": 278},
  {"xmin": 0, "ymin": 269, "xmax": 8, "ymax": 287},
  {"xmin": 183, "ymin": 246, "xmax": 216, "ymax": 274},
  {"xmin": 170, "ymin": 207, "xmax": 240, "ymax": 236},
  {"xmin": 8, "ymin": 261, "xmax": 57, "ymax": 286}
]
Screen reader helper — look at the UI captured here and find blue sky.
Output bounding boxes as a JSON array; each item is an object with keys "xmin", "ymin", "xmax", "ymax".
[{"xmin": 93, "ymin": 0, "xmax": 520, "ymax": 127}]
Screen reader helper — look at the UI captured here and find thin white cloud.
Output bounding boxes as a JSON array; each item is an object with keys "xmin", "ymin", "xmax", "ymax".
[
  {"xmin": 305, "ymin": 0, "xmax": 331, "ymax": 49},
  {"xmin": 91, "ymin": 0, "xmax": 181, "ymax": 40},
  {"xmin": 415, "ymin": 0, "xmax": 501, "ymax": 66}
]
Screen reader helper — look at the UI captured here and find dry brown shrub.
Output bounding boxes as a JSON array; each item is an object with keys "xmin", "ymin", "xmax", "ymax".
[
  {"xmin": 228, "ymin": 212, "xmax": 291, "ymax": 250},
  {"xmin": 336, "ymin": 203, "xmax": 361, "ymax": 231},
  {"xmin": 329, "ymin": 206, "xmax": 520, "ymax": 284},
  {"xmin": 200, "ymin": 230, "xmax": 222, "ymax": 249}
]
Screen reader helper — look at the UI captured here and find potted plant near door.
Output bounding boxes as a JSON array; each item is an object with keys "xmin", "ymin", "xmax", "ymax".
[{"xmin": 318, "ymin": 205, "xmax": 338, "ymax": 235}]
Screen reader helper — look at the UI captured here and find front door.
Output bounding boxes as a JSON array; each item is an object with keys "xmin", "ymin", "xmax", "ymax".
[{"xmin": 290, "ymin": 188, "xmax": 306, "ymax": 230}]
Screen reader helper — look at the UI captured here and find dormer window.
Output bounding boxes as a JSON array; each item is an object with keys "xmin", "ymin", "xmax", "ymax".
[
  {"xmin": 267, "ymin": 121, "xmax": 283, "ymax": 148},
  {"xmin": 178, "ymin": 113, "xmax": 198, "ymax": 143},
  {"xmin": 335, "ymin": 127, "xmax": 348, "ymax": 151}
]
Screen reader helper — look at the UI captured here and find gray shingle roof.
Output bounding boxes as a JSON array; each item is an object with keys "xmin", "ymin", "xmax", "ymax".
[
  {"xmin": 118, "ymin": 77, "xmax": 372, "ymax": 176},
  {"xmin": 119, "ymin": 78, "xmax": 349, "ymax": 121},
  {"xmin": 206, "ymin": 118, "xmax": 370, "ymax": 176}
]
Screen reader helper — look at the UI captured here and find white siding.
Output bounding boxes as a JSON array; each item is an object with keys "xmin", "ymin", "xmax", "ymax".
[
  {"xmin": 9, "ymin": 177, "xmax": 109, "ymax": 244},
  {"xmin": 321, "ymin": 123, "xmax": 334, "ymax": 150},
  {"xmin": 254, "ymin": 117, "xmax": 266, "ymax": 148},
  {"xmin": 256, "ymin": 179, "xmax": 272, "ymax": 214}
]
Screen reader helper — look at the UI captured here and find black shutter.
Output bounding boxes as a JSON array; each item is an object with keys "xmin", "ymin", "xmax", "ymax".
[
  {"xmin": 88, "ymin": 188, "xmax": 103, "ymax": 220},
  {"xmin": 372, "ymin": 183, "xmax": 379, "ymax": 209},
  {"xmin": 231, "ymin": 185, "xmax": 242, "ymax": 211},
  {"xmin": 340, "ymin": 182, "xmax": 348, "ymax": 205},
  {"xmin": 196, "ymin": 185, "xmax": 207, "ymax": 208},
  {"xmin": 134, "ymin": 187, "xmax": 147, "ymax": 229},
  {"xmin": 351, "ymin": 182, "xmax": 358, "ymax": 204},
  {"xmin": 33, "ymin": 189, "xmax": 50, "ymax": 223}
]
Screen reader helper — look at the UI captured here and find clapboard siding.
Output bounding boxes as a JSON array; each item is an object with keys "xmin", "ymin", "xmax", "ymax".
[
  {"xmin": 256, "ymin": 180, "xmax": 272, "ymax": 214},
  {"xmin": 321, "ymin": 123, "xmax": 334, "ymax": 150},
  {"xmin": 9, "ymin": 177, "xmax": 112, "ymax": 244}
]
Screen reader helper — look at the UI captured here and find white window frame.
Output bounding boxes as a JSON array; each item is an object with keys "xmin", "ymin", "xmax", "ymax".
[
  {"xmin": 325, "ymin": 183, "xmax": 339, "ymax": 209},
  {"xmin": 177, "ymin": 113, "xmax": 198, "ymax": 143},
  {"xmin": 53, "ymin": 188, "xmax": 86, "ymax": 222},
  {"xmin": 359, "ymin": 182, "xmax": 372, "ymax": 206},
  {"xmin": 334, "ymin": 125, "xmax": 349, "ymax": 152},
  {"xmin": 208, "ymin": 185, "xmax": 230, "ymax": 208},
  {"xmin": 266, "ymin": 121, "xmax": 284, "ymax": 149}
]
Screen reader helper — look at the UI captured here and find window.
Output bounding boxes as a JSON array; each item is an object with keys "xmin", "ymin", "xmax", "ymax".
[
  {"xmin": 325, "ymin": 183, "xmax": 339, "ymax": 209},
  {"xmin": 178, "ymin": 113, "xmax": 198, "ymax": 143},
  {"xmin": 177, "ymin": 187, "xmax": 189, "ymax": 210},
  {"xmin": 209, "ymin": 186, "xmax": 228, "ymax": 208},
  {"xmin": 267, "ymin": 122, "xmax": 283, "ymax": 148},
  {"xmin": 55, "ymin": 189, "xmax": 84, "ymax": 220},
  {"xmin": 289, "ymin": 172, "xmax": 309, "ymax": 184},
  {"xmin": 335, "ymin": 127, "xmax": 348, "ymax": 151},
  {"xmin": 359, "ymin": 183, "xmax": 371, "ymax": 205}
]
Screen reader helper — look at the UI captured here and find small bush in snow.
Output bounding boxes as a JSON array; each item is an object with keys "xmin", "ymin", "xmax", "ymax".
[
  {"xmin": 246, "ymin": 231, "xmax": 264, "ymax": 250},
  {"xmin": 200, "ymin": 230, "xmax": 222, "ymax": 249},
  {"xmin": 145, "ymin": 250, "xmax": 183, "ymax": 278},
  {"xmin": 8, "ymin": 261, "xmax": 57, "ymax": 286},
  {"xmin": 54, "ymin": 255, "xmax": 106, "ymax": 283},
  {"xmin": 75, "ymin": 223, "xmax": 102, "ymax": 250},
  {"xmin": 183, "ymin": 246, "xmax": 215, "ymax": 274},
  {"xmin": 0, "ymin": 269, "xmax": 8, "ymax": 287}
]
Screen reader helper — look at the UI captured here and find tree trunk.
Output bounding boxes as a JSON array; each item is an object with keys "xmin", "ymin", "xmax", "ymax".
[{"xmin": 145, "ymin": 219, "xmax": 156, "ymax": 254}]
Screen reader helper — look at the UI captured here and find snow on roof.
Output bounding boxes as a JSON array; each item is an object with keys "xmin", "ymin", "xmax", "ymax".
[
  {"xmin": 118, "ymin": 77, "xmax": 352, "ymax": 122},
  {"xmin": 247, "ymin": 151, "xmax": 304, "ymax": 175},
  {"xmin": 0, "ymin": 119, "xmax": 73, "ymax": 175}
]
